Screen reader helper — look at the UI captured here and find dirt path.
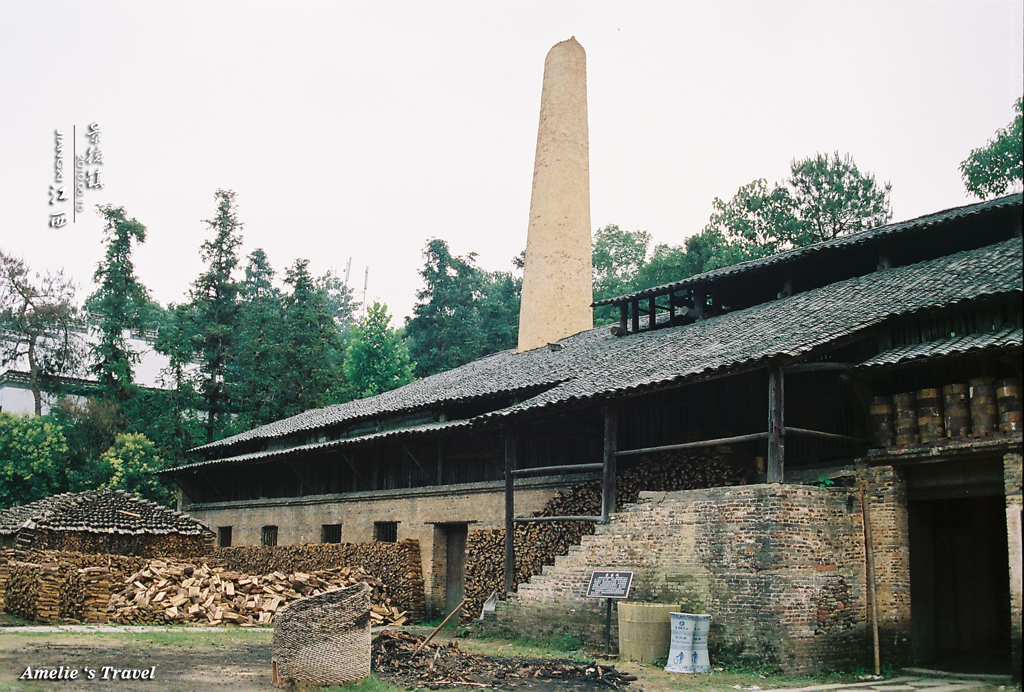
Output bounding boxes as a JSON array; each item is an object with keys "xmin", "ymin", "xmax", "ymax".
[{"xmin": 0, "ymin": 632, "xmax": 272, "ymax": 692}]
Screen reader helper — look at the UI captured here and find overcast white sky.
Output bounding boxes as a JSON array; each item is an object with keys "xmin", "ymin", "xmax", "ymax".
[{"xmin": 2, "ymin": 1, "xmax": 1021, "ymax": 325}]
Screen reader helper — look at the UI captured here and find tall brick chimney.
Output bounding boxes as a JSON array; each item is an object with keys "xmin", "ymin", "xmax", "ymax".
[{"xmin": 517, "ymin": 37, "xmax": 593, "ymax": 353}]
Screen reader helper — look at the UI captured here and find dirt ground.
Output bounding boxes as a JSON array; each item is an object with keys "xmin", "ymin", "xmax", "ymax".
[{"xmin": 0, "ymin": 628, "xmax": 631, "ymax": 692}]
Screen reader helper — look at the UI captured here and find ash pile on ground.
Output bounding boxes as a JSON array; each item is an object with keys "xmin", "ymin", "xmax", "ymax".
[{"xmin": 372, "ymin": 629, "xmax": 637, "ymax": 690}]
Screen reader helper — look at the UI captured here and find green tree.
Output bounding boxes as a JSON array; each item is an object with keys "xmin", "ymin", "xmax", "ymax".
[
  {"xmin": 87, "ymin": 205, "xmax": 151, "ymax": 403},
  {"xmin": 592, "ymin": 225, "xmax": 651, "ymax": 324},
  {"xmin": 788, "ymin": 152, "xmax": 892, "ymax": 241},
  {"xmin": 345, "ymin": 302, "xmax": 414, "ymax": 397},
  {"xmin": 96, "ymin": 432, "xmax": 175, "ymax": 507},
  {"xmin": 149, "ymin": 303, "xmax": 205, "ymax": 464},
  {"xmin": 276, "ymin": 258, "xmax": 350, "ymax": 417},
  {"xmin": 191, "ymin": 189, "xmax": 244, "ymax": 443},
  {"xmin": 405, "ymin": 239, "xmax": 484, "ymax": 377},
  {"xmin": 702, "ymin": 179, "xmax": 800, "ymax": 258},
  {"xmin": 478, "ymin": 266, "xmax": 521, "ymax": 354},
  {"xmin": 960, "ymin": 98, "xmax": 1023, "ymax": 199},
  {"xmin": 317, "ymin": 268, "xmax": 359, "ymax": 339},
  {"xmin": 0, "ymin": 251, "xmax": 82, "ymax": 416},
  {"xmin": 230, "ymin": 249, "xmax": 284, "ymax": 428},
  {"xmin": 0, "ymin": 412, "xmax": 70, "ymax": 509}
]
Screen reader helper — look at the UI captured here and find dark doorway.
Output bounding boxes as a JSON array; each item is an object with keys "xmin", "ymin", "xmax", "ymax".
[
  {"xmin": 909, "ymin": 494, "xmax": 1011, "ymax": 674},
  {"xmin": 443, "ymin": 524, "xmax": 468, "ymax": 620}
]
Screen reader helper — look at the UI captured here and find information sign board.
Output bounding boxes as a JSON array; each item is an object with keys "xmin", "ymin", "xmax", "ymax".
[{"xmin": 586, "ymin": 570, "xmax": 634, "ymax": 599}]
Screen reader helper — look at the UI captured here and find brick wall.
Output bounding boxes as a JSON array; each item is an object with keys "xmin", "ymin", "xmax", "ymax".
[
  {"xmin": 481, "ymin": 471, "xmax": 912, "ymax": 674},
  {"xmin": 1005, "ymin": 452, "xmax": 1023, "ymax": 678}
]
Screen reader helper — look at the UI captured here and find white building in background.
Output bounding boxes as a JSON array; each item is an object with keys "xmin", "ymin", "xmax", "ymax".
[{"xmin": 0, "ymin": 326, "xmax": 174, "ymax": 416}]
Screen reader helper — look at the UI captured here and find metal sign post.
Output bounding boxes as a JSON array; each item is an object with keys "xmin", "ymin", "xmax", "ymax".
[{"xmin": 586, "ymin": 571, "xmax": 634, "ymax": 656}]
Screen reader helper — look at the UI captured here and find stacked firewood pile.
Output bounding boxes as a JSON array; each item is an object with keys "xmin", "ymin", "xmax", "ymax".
[
  {"xmin": 108, "ymin": 560, "xmax": 409, "ymax": 626},
  {"xmin": 215, "ymin": 538, "xmax": 425, "ymax": 623},
  {"xmin": 4, "ymin": 561, "xmax": 62, "ymax": 623},
  {"xmin": 372, "ymin": 629, "xmax": 636, "ymax": 689},
  {"xmin": 60, "ymin": 567, "xmax": 113, "ymax": 623},
  {"xmin": 464, "ymin": 441, "xmax": 747, "ymax": 621}
]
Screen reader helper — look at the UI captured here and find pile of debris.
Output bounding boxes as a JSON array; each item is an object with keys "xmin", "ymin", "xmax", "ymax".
[
  {"xmin": 371, "ymin": 629, "xmax": 636, "ymax": 689},
  {"xmin": 108, "ymin": 560, "xmax": 408, "ymax": 626}
]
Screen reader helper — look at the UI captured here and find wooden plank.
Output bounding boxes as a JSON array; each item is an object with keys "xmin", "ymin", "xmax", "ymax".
[
  {"xmin": 503, "ymin": 432, "xmax": 515, "ymax": 596},
  {"xmin": 601, "ymin": 408, "xmax": 618, "ymax": 523},
  {"xmin": 615, "ymin": 432, "xmax": 769, "ymax": 458},
  {"xmin": 514, "ymin": 516, "xmax": 603, "ymax": 523},
  {"xmin": 768, "ymin": 362, "xmax": 784, "ymax": 483},
  {"xmin": 511, "ymin": 463, "xmax": 604, "ymax": 477}
]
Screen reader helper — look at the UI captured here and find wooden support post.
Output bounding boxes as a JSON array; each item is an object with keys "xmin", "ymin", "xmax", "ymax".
[
  {"xmin": 669, "ymin": 291, "xmax": 677, "ymax": 323},
  {"xmin": 619, "ymin": 303, "xmax": 628, "ymax": 334},
  {"xmin": 601, "ymin": 408, "xmax": 618, "ymax": 523},
  {"xmin": 694, "ymin": 292, "xmax": 706, "ymax": 320},
  {"xmin": 768, "ymin": 362, "xmax": 784, "ymax": 483},
  {"xmin": 504, "ymin": 431, "xmax": 516, "ymax": 596},
  {"xmin": 647, "ymin": 297, "xmax": 656, "ymax": 330},
  {"xmin": 877, "ymin": 241, "xmax": 892, "ymax": 270},
  {"xmin": 631, "ymin": 300, "xmax": 640, "ymax": 334}
]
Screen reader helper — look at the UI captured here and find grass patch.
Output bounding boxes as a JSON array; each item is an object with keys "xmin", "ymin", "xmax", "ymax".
[{"xmin": 322, "ymin": 677, "xmax": 406, "ymax": 692}]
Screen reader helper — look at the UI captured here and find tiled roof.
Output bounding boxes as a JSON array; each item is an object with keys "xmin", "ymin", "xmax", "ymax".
[
  {"xmin": 853, "ymin": 328, "xmax": 1022, "ymax": 371},
  {"xmin": 190, "ymin": 236, "xmax": 1022, "ymax": 463},
  {"xmin": 593, "ymin": 193, "xmax": 1022, "ymax": 306},
  {"xmin": 0, "ymin": 488, "xmax": 211, "ymax": 535},
  {"xmin": 164, "ymin": 419, "xmax": 473, "ymax": 474},
  {"xmin": 485, "ymin": 237, "xmax": 1022, "ymax": 418}
]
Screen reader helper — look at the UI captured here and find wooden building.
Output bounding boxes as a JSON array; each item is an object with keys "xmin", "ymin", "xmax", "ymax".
[{"xmin": 164, "ymin": 193, "xmax": 1022, "ymax": 672}]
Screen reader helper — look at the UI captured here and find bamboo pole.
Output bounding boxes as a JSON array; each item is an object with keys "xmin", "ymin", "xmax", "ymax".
[{"xmin": 413, "ymin": 598, "xmax": 468, "ymax": 656}]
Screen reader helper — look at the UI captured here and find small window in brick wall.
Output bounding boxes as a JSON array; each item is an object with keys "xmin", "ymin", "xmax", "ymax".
[
  {"xmin": 218, "ymin": 526, "xmax": 232, "ymax": 547},
  {"xmin": 261, "ymin": 525, "xmax": 278, "ymax": 547},
  {"xmin": 374, "ymin": 521, "xmax": 398, "ymax": 543},
  {"xmin": 322, "ymin": 524, "xmax": 342, "ymax": 544}
]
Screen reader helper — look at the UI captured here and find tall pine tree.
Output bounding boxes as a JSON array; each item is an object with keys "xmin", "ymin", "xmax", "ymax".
[
  {"xmin": 191, "ymin": 189, "xmax": 243, "ymax": 443},
  {"xmin": 88, "ymin": 205, "xmax": 151, "ymax": 403}
]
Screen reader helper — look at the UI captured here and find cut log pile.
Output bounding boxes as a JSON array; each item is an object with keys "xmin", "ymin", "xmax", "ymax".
[
  {"xmin": 4, "ymin": 561, "xmax": 62, "ymax": 623},
  {"xmin": 464, "ymin": 441, "xmax": 747, "ymax": 621},
  {"xmin": 372, "ymin": 629, "xmax": 636, "ymax": 688},
  {"xmin": 214, "ymin": 539, "xmax": 425, "ymax": 623},
  {"xmin": 108, "ymin": 560, "xmax": 410, "ymax": 626},
  {"xmin": 60, "ymin": 567, "xmax": 113, "ymax": 623}
]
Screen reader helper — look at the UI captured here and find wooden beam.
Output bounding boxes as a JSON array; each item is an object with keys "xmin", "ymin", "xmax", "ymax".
[
  {"xmin": 648, "ymin": 297, "xmax": 656, "ymax": 331},
  {"xmin": 339, "ymin": 451, "xmax": 363, "ymax": 480},
  {"xmin": 631, "ymin": 299, "xmax": 640, "ymax": 333},
  {"xmin": 402, "ymin": 445, "xmax": 431, "ymax": 480},
  {"xmin": 503, "ymin": 431, "xmax": 515, "ymax": 596},
  {"xmin": 615, "ymin": 432, "xmax": 769, "ymax": 457},
  {"xmin": 783, "ymin": 362, "xmax": 857, "ymax": 373},
  {"xmin": 783, "ymin": 427, "xmax": 867, "ymax": 443},
  {"xmin": 512, "ymin": 462, "xmax": 604, "ymax": 477},
  {"xmin": 514, "ymin": 516, "xmax": 603, "ymax": 523},
  {"xmin": 768, "ymin": 362, "xmax": 784, "ymax": 483},
  {"xmin": 619, "ymin": 303, "xmax": 628, "ymax": 334},
  {"xmin": 601, "ymin": 408, "xmax": 618, "ymax": 523}
]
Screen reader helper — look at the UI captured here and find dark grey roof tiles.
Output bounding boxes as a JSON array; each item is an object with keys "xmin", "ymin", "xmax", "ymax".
[
  {"xmin": 854, "ymin": 328, "xmax": 1022, "ymax": 371},
  {"xmin": 0, "ymin": 488, "xmax": 211, "ymax": 535},
  {"xmin": 593, "ymin": 193, "xmax": 1022, "ymax": 306},
  {"xmin": 191, "ymin": 237, "xmax": 1022, "ymax": 463}
]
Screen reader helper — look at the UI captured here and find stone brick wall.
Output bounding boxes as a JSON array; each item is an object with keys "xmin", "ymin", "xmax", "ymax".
[
  {"xmin": 481, "ymin": 472, "xmax": 912, "ymax": 674},
  {"xmin": 1005, "ymin": 452, "xmax": 1023, "ymax": 678},
  {"xmin": 184, "ymin": 475, "xmax": 576, "ymax": 615}
]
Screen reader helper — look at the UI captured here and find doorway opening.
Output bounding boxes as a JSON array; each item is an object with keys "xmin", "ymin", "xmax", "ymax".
[{"xmin": 909, "ymin": 480, "xmax": 1011, "ymax": 675}]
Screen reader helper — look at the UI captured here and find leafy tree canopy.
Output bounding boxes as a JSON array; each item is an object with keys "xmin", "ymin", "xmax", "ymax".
[
  {"xmin": 0, "ymin": 251, "xmax": 83, "ymax": 415},
  {"xmin": 789, "ymin": 152, "xmax": 892, "ymax": 241},
  {"xmin": 0, "ymin": 412, "xmax": 70, "ymax": 509},
  {"xmin": 346, "ymin": 301, "xmax": 414, "ymax": 397},
  {"xmin": 960, "ymin": 97, "xmax": 1023, "ymax": 199}
]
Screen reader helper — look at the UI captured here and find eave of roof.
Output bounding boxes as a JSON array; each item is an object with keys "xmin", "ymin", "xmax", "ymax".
[
  {"xmin": 164, "ymin": 418, "xmax": 473, "ymax": 475},
  {"xmin": 852, "ymin": 327, "xmax": 1022, "ymax": 372},
  {"xmin": 592, "ymin": 193, "xmax": 1022, "ymax": 307}
]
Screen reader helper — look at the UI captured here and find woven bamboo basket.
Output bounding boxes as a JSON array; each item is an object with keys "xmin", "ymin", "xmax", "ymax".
[{"xmin": 272, "ymin": 582, "xmax": 371, "ymax": 688}]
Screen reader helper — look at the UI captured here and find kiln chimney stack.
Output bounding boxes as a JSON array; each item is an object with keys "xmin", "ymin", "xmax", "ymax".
[{"xmin": 517, "ymin": 37, "xmax": 593, "ymax": 352}]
